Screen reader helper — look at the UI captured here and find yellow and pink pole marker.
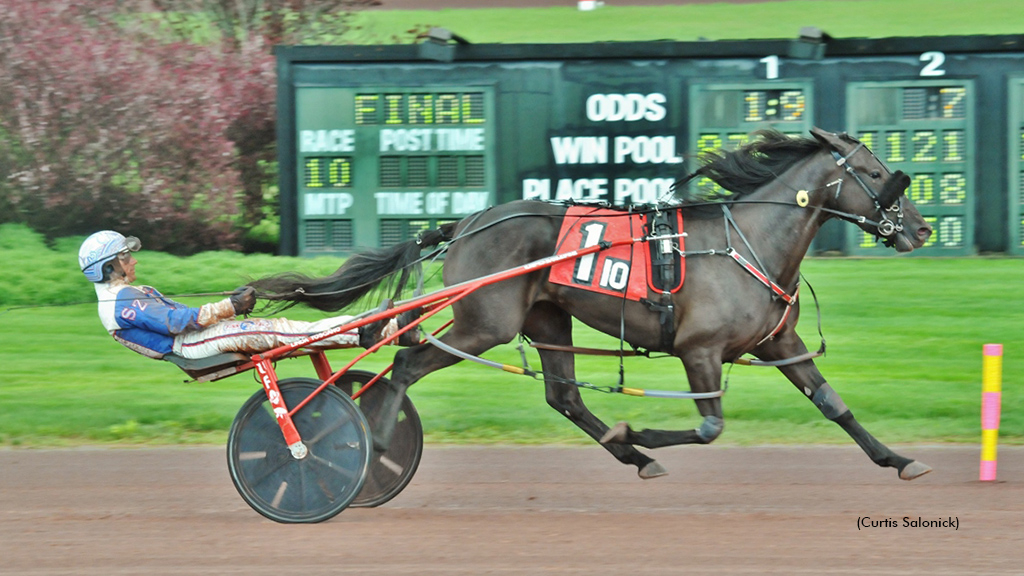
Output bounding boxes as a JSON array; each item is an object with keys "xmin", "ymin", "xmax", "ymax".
[{"xmin": 980, "ymin": 343, "xmax": 1003, "ymax": 481}]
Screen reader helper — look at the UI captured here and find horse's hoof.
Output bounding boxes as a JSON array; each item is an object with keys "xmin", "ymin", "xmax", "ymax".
[
  {"xmin": 899, "ymin": 460, "xmax": 932, "ymax": 480},
  {"xmin": 639, "ymin": 461, "xmax": 668, "ymax": 480},
  {"xmin": 600, "ymin": 422, "xmax": 630, "ymax": 444}
]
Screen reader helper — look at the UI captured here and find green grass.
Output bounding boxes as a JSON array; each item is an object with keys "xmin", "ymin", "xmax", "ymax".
[
  {"xmin": 349, "ymin": 0, "xmax": 1024, "ymax": 44},
  {"xmin": 0, "ymin": 223, "xmax": 1021, "ymax": 447}
]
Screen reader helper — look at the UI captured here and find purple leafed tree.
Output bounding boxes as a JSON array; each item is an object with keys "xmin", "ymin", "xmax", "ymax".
[{"xmin": 0, "ymin": 0, "xmax": 375, "ymax": 253}]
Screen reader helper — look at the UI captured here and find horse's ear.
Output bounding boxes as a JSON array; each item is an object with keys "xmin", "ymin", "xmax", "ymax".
[{"xmin": 809, "ymin": 126, "xmax": 843, "ymax": 151}]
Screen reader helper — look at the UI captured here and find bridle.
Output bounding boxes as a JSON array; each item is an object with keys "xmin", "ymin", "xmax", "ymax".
[{"xmin": 828, "ymin": 140, "xmax": 905, "ymax": 247}]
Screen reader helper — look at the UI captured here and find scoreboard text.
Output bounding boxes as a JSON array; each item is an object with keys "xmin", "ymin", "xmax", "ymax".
[
  {"xmin": 279, "ymin": 36, "xmax": 1024, "ymax": 255},
  {"xmin": 847, "ymin": 82, "xmax": 973, "ymax": 255},
  {"xmin": 296, "ymin": 88, "xmax": 494, "ymax": 252}
]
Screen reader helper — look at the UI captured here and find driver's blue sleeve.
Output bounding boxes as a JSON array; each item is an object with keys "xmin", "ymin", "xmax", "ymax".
[{"xmin": 113, "ymin": 285, "xmax": 203, "ymax": 336}]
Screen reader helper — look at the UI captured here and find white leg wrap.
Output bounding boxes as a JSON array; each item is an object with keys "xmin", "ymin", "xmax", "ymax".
[
  {"xmin": 696, "ymin": 415, "xmax": 724, "ymax": 443},
  {"xmin": 812, "ymin": 383, "xmax": 850, "ymax": 420}
]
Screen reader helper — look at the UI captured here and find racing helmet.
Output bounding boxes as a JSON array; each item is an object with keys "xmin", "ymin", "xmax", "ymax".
[{"xmin": 79, "ymin": 230, "xmax": 141, "ymax": 283}]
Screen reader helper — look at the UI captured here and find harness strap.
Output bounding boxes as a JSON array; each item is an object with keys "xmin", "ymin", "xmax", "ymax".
[
  {"xmin": 719, "ymin": 203, "xmax": 798, "ymax": 344},
  {"xmin": 722, "ymin": 205, "xmax": 772, "ymax": 281},
  {"xmin": 733, "ymin": 346, "xmax": 824, "ymax": 367},
  {"xmin": 727, "ymin": 248, "xmax": 797, "ymax": 306},
  {"xmin": 427, "ymin": 332, "xmax": 723, "ymax": 399},
  {"xmin": 530, "ymin": 342, "xmax": 641, "ymax": 356},
  {"xmin": 756, "ymin": 286, "xmax": 798, "ymax": 346}
]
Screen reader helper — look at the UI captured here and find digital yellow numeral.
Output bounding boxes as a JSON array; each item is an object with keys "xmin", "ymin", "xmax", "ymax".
[
  {"xmin": 306, "ymin": 157, "xmax": 352, "ymax": 188},
  {"xmin": 860, "ymin": 231, "xmax": 876, "ymax": 248},
  {"xmin": 696, "ymin": 134, "xmax": 723, "ymax": 153},
  {"xmin": 943, "ymin": 131, "xmax": 964, "ymax": 162},
  {"xmin": 940, "ymin": 216, "xmax": 964, "ymax": 247},
  {"xmin": 328, "ymin": 158, "xmax": 351, "ymax": 188},
  {"xmin": 744, "ymin": 91, "xmax": 764, "ymax": 122},
  {"xmin": 886, "ymin": 132, "xmax": 905, "ymax": 163},
  {"xmin": 780, "ymin": 90, "xmax": 805, "ymax": 121},
  {"xmin": 940, "ymin": 173, "xmax": 966, "ymax": 204},
  {"xmin": 858, "ymin": 132, "xmax": 876, "ymax": 151},
  {"xmin": 912, "ymin": 130, "xmax": 937, "ymax": 162},
  {"xmin": 940, "ymin": 87, "xmax": 966, "ymax": 119},
  {"xmin": 910, "ymin": 174, "xmax": 934, "ymax": 204},
  {"xmin": 305, "ymin": 158, "xmax": 324, "ymax": 188},
  {"xmin": 726, "ymin": 133, "xmax": 749, "ymax": 150},
  {"xmin": 695, "ymin": 133, "xmax": 724, "ymax": 195},
  {"xmin": 923, "ymin": 216, "xmax": 937, "ymax": 248}
]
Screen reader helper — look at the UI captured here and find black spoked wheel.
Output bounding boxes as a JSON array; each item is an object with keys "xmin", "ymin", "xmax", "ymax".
[
  {"xmin": 337, "ymin": 370, "xmax": 424, "ymax": 508},
  {"xmin": 227, "ymin": 378, "xmax": 371, "ymax": 523}
]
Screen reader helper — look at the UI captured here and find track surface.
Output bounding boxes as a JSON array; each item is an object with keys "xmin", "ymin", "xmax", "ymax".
[{"xmin": 2, "ymin": 445, "xmax": 1022, "ymax": 575}]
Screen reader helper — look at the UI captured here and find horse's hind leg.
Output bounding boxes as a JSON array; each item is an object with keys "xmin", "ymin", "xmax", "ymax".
[
  {"xmin": 371, "ymin": 286, "xmax": 543, "ymax": 452},
  {"xmin": 756, "ymin": 332, "xmax": 931, "ymax": 481},
  {"xmin": 370, "ymin": 326, "xmax": 494, "ymax": 452},
  {"xmin": 600, "ymin": 349, "xmax": 726, "ymax": 448},
  {"xmin": 522, "ymin": 303, "xmax": 666, "ymax": 479}
]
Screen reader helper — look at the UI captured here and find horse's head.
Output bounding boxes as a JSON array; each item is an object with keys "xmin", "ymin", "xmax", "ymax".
[{"xmin": 810, "ymin": 127, "xmax": 932, "ymax": 253}]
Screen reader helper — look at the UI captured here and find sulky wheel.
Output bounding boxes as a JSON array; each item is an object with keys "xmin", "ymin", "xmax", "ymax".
[
  {"xmin": 227, "ymin": 378, "xmax": 371, "ymax": 523},
  {"xmin": 336, "ymin": 370, "xmax": 424, "ymax": 508}
]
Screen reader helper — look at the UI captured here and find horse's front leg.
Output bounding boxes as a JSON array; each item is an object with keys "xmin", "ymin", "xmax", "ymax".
[
  {"xmin": 755, "ymin": 332, "xmax": 931, "ymax": 480},
  {"xmin": 600, "ymin": 349, "xmax": 725, "ymax": 448}
]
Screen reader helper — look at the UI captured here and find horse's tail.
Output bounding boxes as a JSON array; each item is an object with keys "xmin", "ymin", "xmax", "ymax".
[{"xmin": 249, "ymin": 222, "xmax": 457, "ymax": 312}]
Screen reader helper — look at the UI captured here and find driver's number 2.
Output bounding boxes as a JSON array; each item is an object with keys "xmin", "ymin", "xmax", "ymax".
[{"xmin": 120, "ymin": 299, "xmax": 149, "ymax": 321}]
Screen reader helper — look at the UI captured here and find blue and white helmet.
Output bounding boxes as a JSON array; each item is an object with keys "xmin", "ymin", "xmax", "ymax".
[{"xmin": 79, "ymin": 230, "xmax": 141, "ymax": 283}]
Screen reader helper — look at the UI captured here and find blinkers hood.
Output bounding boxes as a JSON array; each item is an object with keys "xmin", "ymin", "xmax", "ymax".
[{"xmin": 879, "ymin": 170, "xmax": 911, "ymax": 208}]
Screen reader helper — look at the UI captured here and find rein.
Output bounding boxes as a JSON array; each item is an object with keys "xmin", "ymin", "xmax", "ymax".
[{"xmin": 1, "ymin": 291, "xmax": 239, "ymax": 317}]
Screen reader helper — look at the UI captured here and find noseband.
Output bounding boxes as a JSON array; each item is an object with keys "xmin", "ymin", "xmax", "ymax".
[{"xmin": 829, "ymin": 145, "xmax": 905, "ymax": 246}]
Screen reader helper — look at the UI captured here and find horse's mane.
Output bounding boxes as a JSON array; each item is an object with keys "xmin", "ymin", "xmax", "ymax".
[{"xmin": 674, "ymin": 129, "xmax": 823, "ymax": 215}]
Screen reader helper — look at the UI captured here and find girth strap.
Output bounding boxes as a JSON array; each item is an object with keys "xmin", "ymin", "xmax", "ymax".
[{"xmin": 640, "ymin": 294, "xmax": 676, "ymax": 353}]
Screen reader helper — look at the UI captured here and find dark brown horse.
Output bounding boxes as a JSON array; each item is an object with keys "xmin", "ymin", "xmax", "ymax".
[{"xmin": 252, "ymin": 128, "xmax": 934, "ymax": 481}]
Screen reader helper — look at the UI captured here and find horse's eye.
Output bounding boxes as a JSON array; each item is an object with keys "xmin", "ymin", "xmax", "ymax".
[{"xmin": 870, "ymin": 171, "xmax": 882, "ymax": 179}]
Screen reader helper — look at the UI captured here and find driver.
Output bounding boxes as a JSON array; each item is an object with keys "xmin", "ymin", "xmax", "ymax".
[{"xmin": 79, "ymin": 230, "xmax": 418, "ymax": 360}]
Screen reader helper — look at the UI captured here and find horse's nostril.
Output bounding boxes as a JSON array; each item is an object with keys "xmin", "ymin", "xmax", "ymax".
[{"xmin": 918, "ymin": 226, "xmax": 932, "ymax": 241}]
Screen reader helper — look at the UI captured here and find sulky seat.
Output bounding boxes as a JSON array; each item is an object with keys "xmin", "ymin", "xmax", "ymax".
[{"xmin": 163, "ymin": 352, "xmax": 253, "ymax": 382}]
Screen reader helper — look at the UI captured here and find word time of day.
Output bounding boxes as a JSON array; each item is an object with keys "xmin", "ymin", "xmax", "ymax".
[
  {"xmin": 303, "ymin": 191, "xmax": 490, "ymax": 217},
  {"xmin": 375, "ymin": 191, "xmax": 489, "ymax": 215}
]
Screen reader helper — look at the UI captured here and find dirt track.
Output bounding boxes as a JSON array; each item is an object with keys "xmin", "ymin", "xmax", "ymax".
[{"xmin": 2, "ymin": 445, "xmax": 1022, "ymax": 575}]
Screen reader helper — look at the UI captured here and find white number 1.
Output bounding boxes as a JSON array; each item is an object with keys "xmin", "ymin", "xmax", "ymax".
[
  {"xmin": 574, "ymin": 222, "xmax": 605, "ymax": 284},
  {"xmin": 760, "ymin": 55, "xmax": 780, "ymax": 80}
]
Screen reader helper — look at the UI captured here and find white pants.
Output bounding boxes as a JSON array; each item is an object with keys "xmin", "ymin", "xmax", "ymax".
[{"xmin": 172, "ymin": 316, "xmax": 364, "ymax": 359}]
